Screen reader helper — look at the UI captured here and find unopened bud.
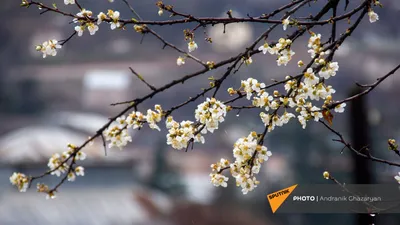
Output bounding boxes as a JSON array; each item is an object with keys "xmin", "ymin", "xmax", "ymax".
[
  {"xmin": 227, "ymin": 87, "xmax": 236, "ymax": 95},
  {"xmin": 388, "ymin": 139, "xmax": 398, "ymax": 151},
  {"xmin": 297, "ymin": 60, "xmax": 304, "ymax": 67},
  {"xmin": 323, "ymin": 171, "xmax": 330, "ymax": 179},
  {"xmin": 207, "ymin": 61, "xmax": 215, "ymax": 69}
]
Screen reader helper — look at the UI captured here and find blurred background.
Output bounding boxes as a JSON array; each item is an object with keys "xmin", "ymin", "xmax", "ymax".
[{"xmin": 0, "ymin": 0, "xmax": 400, "ymax": 224}]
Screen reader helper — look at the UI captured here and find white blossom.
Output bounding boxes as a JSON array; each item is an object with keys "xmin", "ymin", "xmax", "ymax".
[
  {"xmin": 177, "ymin": 56, "xmax": 185, "ymax": 66},
  {"xmin": 298, "ymin": 115, "xmax": 307, "ymax": 129},
  {"xmin": 308, "ymin": 33, "xmax": 321, "ymax": 49},
  {"xmin": 253, "ymin": 92, "xmax": 274, "ymax": 111},
  {"xmin": 395, "ymin": 172, "xmax": 400, "ymax": 184},
  {"xmin": 75, "ymin": 25, "xmax": 85, "ymax": 36},
  {"xmin": 76, "ymin": 9, "xmax": 93, "ymax": 18},
  {"xmin": 319, "ymin": 62, "xmax": 339, "ymax": 79},
  {"xmin": 303, "ymin": 68, "xmax": 319, "ymax": 86},
  {"xmin": 64, "ymin": 0, "xmax": 75, "ymax": 5},
  {"xmin": 9, "ymin": 172, "xmax": 29, "ymax": 192},
  {"xmin": 334, "ymin": 103, "xmax": 346, "ymax": 113},
  {"xmin": 76, "ymin": 151, "xmax": 86, "ymax": 161},
  {"xmin": 258, "ymin": 43, "xmax": 270, "ymax": 54},
  {"xmin": 310, "ymin": 106, "xmax": 323, "ymax": 121},
  {"xmin": 97, "ymin": 12, "xmax": 107, "ymax": 25},
  {"xmin": 277, "ymin": 49, "xmax": 295, "ymax": 66},
  {"xmin": 37, "ymin": 39, "xmax": 62, "ymax": 58},
  {"xmin": 282, "ymin": 16, "xmax": 290, "ymax": 30},
  {"xmin": 244, "ymin": 57, "xmax": 253, "ymax": 65},
  {"xmin": 258, "ymin": 146, "xmax": 272, "ymax": 162},
  {"xmin": 107, "ymin": 10, "xmax": 121, "ymax": 30},
  {"xmin": 280, "ymin": 112, "xmax": 296, "ymax": 124},
  {"xmin": 260, "ymin": 112, "xmax": 271, "ymax": 127},
  {"xmin": 368, "ymin": 11, "xmax": 379, "ymax": 23},
  {"xmin": 87, "ymin": 23, "xmax": 99, "ymax": 35},
  {"xmin": 75, "ymin": 166, "xmax": 85, "ymax": 176},
  {"xmin": 67, "ymin": 172, "xmax": 76, "ymax": 182},
  {"xmin": 188, "ymin": 41, "xmax": 198, "ymax": 52}
]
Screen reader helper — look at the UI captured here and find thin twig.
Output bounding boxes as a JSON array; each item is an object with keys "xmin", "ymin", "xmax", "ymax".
[{"xmin": 129, "ymin": 67, "xmax": 157, "ymax": 91}]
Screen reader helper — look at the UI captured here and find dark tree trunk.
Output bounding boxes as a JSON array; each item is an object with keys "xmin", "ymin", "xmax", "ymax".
[{"xmin": 348, "ymin": 86, "xmax": 374, "ymax": 225}]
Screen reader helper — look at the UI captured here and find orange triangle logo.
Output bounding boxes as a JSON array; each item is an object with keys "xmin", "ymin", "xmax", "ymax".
[{"xmin": 267, "ymin": 184, "xmax": 298, "ymax": 213}]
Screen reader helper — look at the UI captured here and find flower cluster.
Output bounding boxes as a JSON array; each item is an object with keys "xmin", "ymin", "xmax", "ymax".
[
  {"xmin": 146, "ymin": 105, "xmax": 163, "ymax": 131},
  {"xmin": 163, "ymin": 98, "xmax": 227, "ymax": 150},
  {"xmin": 240, "ymin": 78, "xmax": 266, "ymax": 100},
  {"xmin": 104, "ymin": 105, "xmax": 163, "ymax": 149},
  {"xmin": 388, "ymin": 139, "xmax": 398, "ymax": 151},
  {"xmin": 210, "ymin": 132, "xmax": 272, "ymax": 194},
  {"xmin": 283, "ymin": 74, "xmax": 342, "ymax": 129},
  {"xmin": 97, "ymin": 9, "xmax": 121, "ymax": 30},
  {"xmin": 194, "ymin": 98, "xmax": 227, "ymax": 134},
  {"xmin": 165, "ymin": 117, "xmax": 205, "ymax": 150},
  {"xmin": 258, "ymin": 38, "xmax": 295, "ymax": 66},
  {"xmin": 210, "ymin": 173, "xmax": 229, "ymax": 187},
  {"xmin": 103, "ymin": 124, "xmax": 133, "ymax": 149},
  {"xmin": 307, "ymin": 33, "xmax": 331, "ymax": 59},
  {"xmin": 261, "ymin": 111, "xmax": 296, "ymax": 132},
  {"xmin": 73, "ymin": 9, "xmax": 99, "ymax": 36},
  {"xmin": 126, "ymin": 111, "xmax": 145, "ymax": 129},
  {"xmin": 47, "ymin": 144, "xmax": 86, "ymax": 178},
  {"xmin": 236, "ymin": 33, "xmax": 345, "ymax": 131},
  {"xmin": 47, "ymin": 153, "xmax": 69, "ymax": 177},
  {"xmin": 36, "ymin": 183, "xmax": 53, "ymax": 199},
  {"xmin": 319, "ymin": 62, "xmax": 339, "ymax": 79},
  {"xmin": 106, "ymin": 10, "xmax": 121, "ymax": 30},
  {"xmin": 10, "ymin": 172, "xmax": 29, "ymax": 192},
  {"xmin": 36, "ymin": 39, "xmax": 62, "ymax": 58},
  {"xmin": 10, "ymin": 143, "xmax": 87, "ymax": 199}
]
